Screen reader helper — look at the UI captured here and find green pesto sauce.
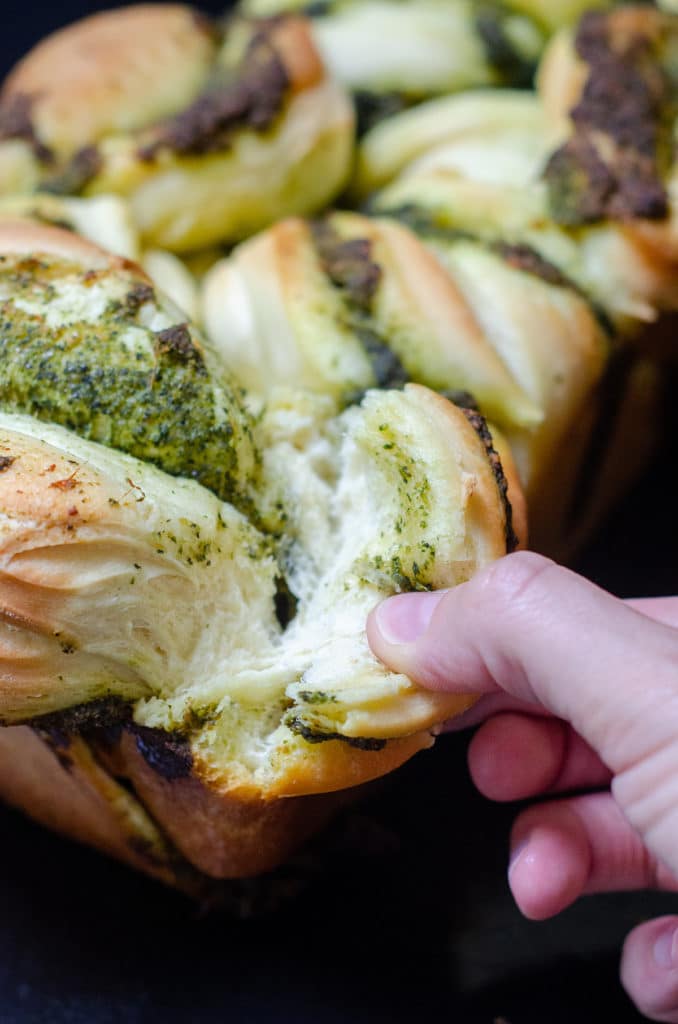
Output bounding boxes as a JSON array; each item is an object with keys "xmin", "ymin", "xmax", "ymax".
[
  {"xmin": 358, "ymin": 420, "xmax": 436, "ymax": 593},
  {"xmin": 0, "ymin": 256, "xmax": 257, "ymax": 507}
]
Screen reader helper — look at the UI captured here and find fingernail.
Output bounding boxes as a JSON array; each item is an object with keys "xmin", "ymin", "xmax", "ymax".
[
  {"xmin": 374, "ymin": 591, "xmax": 446, "ymax": 645},
  {"xmin": 654, "ymin": 926, "xmax": 678, "ymax": 969},
  {"xmin": 508, "ymin": 836, "xmax": 530, "ymax": 880}
]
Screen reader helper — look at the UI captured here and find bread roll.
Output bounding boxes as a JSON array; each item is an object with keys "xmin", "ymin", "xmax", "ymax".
[
  {"xmin": 201, "ymin": 210, "xmax": 606, "ymax": 536},
  {"xmin": 0, "ymin": 219, "xmax": 522, "ymax": 879},
  {"xmin": 0, "ymin": 6, "xmax": 354, "ymax": 251}
]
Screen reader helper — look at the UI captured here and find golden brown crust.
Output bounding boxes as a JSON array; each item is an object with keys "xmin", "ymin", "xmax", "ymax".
[
  {"xmin": 267, "ymin": 16, "xmax": 324, "ymax": 92},
  {"xmin": 0, "ymin": 216, "xmax": 120, "ymax": 267},
  {"xmin": 0, "ymin": 725, "xmax": 186, "ymax": 885},
  {"xmin": 0, "ymin": 719, "xmax": 390, "ymax": 882},
  {"xmin": 112, "ymin": 730, "xmax": 348, "ymax": 878},
  {"xmin": 1, "ymin": 5, "xmax": 217, "ymax": 159}
]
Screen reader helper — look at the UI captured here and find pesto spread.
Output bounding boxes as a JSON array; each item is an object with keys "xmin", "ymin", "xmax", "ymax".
[
  {"xmin": 310, "ymin": 218, "xmax": 409, "ymax": 391},
  {"xmin": 545, "ymin": 9, "xmax": 678, "ymax": 225},
  {"xmin": 138, "ymin": 23, "xmax": 290, "ymax": 161},
  {"xmin": 0, "ymin": 254, "xmax": 258, "ymax": 506}
]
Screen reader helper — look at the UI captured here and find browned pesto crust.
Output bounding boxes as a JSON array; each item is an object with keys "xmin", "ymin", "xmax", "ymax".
[
  {"xmin": 41, "ymin": 146, "xmax": 103, "ymax": 197},
  {"xmin": 309, "ymin": 217, "xmax": 409, "ymax": 390},
  {"xmin": 29, "ymin": 699, "xmax": 195, "ymax": 781},
  {"xmin": 544, "ymin": 7, "xmax": 678, "ymax": 226},
  {"xmin": 137, "ymin": 20, "xmax": 291, "ymax": 161},
  {"xmin": 460, "ymin": 407, "xmax": 519, "ymax": 555},
  {"xmin": 310, "ymin": 217, "xmax": 381, "ymax": 309},
  {"xmin": 0, "ymin": 10, "xmax": 308, "ymax": 192},
  {"xmin": 0, "ymin": 93, "xmax": 51, "ymax": 162}
]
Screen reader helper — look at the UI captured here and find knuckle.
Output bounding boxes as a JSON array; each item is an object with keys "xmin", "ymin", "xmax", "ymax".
[{"xmin": 477, "ymin": 551, "xmax": 559, "ymax": 614}]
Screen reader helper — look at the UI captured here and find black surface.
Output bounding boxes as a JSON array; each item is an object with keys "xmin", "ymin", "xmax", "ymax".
[{"xmin": 2, "ymin": 3, "xmax": 678, "ymax": 1021}]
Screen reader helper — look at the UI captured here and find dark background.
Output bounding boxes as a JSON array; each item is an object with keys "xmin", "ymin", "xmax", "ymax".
[{"xmin": 1, "ymin": 3, "xmax": 678, "ymax": 1022}]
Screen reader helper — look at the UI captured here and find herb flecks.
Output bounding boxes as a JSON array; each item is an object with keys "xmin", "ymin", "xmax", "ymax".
[{"xmin": 0, "ymin": 254, "xmax": 256, "ymax": 507}]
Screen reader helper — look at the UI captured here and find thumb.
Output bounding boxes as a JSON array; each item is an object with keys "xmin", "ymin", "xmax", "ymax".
[{"xmin": 367, "ymin": 553, "xmax": 678, "ymax": 869}]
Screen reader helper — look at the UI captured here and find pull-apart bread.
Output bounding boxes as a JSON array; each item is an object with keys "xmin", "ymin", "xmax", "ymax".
[
  {"xmin": 286, "ymin": 4, "xmax": 678, "ymax": 552},
  {"xmin": 1, "ymin": 1, "xmax": 673, "ymax": 887},
  {"xmin": 201, "ymin": 208, "xmax": 609, "ymax": 559},
  {"xmin": 355, "ymin": 6, "xmax": 678, "ymax": 329},
  {"xmin": 0, "ymin": 5, "xmax": 354, "ymax": 251},
  {"xmin": 0, "ymin": 220, "xmax": 523, "ymax": 885}
]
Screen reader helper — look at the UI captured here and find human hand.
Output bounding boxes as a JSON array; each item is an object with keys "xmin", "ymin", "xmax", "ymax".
[{"xmin": 367, "ymin": 552, "xmax": 678, "ymax": 1022}]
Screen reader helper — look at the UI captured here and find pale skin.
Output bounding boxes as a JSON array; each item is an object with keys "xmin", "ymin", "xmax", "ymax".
[{"xmin": 367, "ymin": 552, "xmax": 678, "ymax": 1023}]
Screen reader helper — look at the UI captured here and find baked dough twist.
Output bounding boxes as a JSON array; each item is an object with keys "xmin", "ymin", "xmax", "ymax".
[
  {"xmin": 354, "ymin": 6, "xmax": 678, "ymax": 324},
  {"xmin": 202, "ymin": 6, "xmax": 677, "ymax": 556},
  {"xmin": 0, "ymin": 6, "xmax": 354, "ymax": 251}
]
